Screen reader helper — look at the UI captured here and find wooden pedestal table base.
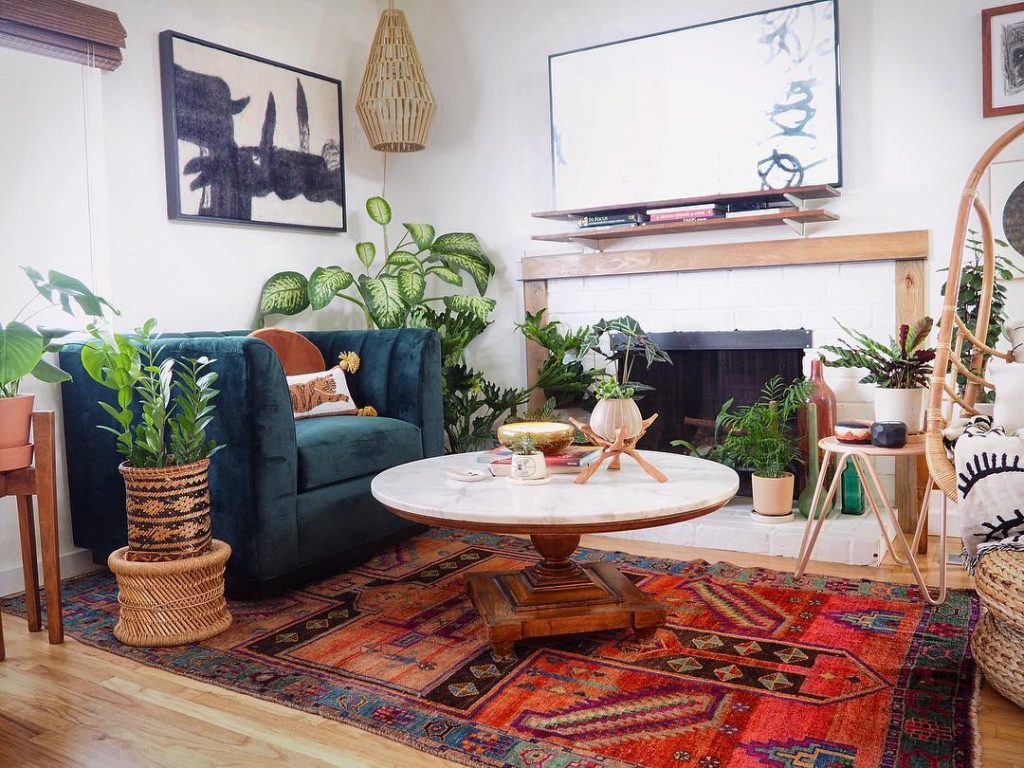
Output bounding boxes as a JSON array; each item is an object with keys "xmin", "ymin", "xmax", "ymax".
[
  {"xmin": 464, "ymin": 534, "xmax": 665, "ymax": 660},
  {"xmin": 372, "ymin": 450, "xmax": 739, "ymax": 659}
]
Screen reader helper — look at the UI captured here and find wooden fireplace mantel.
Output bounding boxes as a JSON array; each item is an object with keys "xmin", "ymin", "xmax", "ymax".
[{"xmin": 520, "ymin": 229, "xmax": 931, "ymax": 541}]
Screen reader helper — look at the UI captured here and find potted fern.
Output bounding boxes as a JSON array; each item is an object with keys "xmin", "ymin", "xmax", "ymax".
[
  {"xmin": 580, "ymin": 316, "xmax": 671, "ymax": 441},
  {"xmin": 81, "ymin": 320, "xmax": 223, "ymax": 561},
  {"xmin": 0, "ymin": 268, "xmax": 115, "ymax": 471},
  {"xmin": 820, "ymin": 318, "xmax": 935, "ymax": 432},
  {"xmin": 720, "ymin": 377, "xmax": 812, "ymax": 517}
]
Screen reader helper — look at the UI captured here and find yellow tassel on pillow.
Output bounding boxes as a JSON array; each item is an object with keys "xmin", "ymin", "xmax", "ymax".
[
  {"xmin": 338, "ymin": 351, "xmax": 361, "ymax": 373},
  {"xmin": 357, "ymin": 405, "xmax": 378, "ymax": 417}
]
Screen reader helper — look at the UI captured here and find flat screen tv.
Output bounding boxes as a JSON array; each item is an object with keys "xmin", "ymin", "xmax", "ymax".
[{"xmin": 548, "ymin": 0, "xmax": 841, "ymax": 210}]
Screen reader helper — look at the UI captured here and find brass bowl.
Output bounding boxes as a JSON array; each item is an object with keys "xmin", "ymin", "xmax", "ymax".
[{"xmin": 496, "ymin": 421, "xmax": 575, "ymax": 455}]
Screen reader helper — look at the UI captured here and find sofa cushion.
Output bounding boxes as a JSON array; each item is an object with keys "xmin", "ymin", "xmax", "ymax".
[{"xmin": 295, "ymin": 416, "xmax": 423, "ymax": 491}]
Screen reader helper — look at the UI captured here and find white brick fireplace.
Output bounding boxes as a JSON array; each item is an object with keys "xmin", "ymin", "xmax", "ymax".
[{"xmin": 519, "ymin": 232, "xmax": 948, "ymax": 565}]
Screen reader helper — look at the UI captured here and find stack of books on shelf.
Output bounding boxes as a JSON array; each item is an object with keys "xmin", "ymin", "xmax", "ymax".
[
  {"xmin": 478, "ymin": 444, "xmax": 601, "ymax": 476},
  {"xmin": 724, "ymin": 200, "xmax": 797, "ymax": 218},
  {"xmin": 576, "ymin": 212, "xmax": 647, "ymax": 229},
  {"xmin": 646, "ymin": 203, "xmax": 725, "ymax": 223}
]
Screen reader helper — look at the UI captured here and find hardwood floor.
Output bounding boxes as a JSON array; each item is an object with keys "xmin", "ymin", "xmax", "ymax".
[{"xmin": 0, "ymin": 536, "xmax": 1019, "ymax": 767}]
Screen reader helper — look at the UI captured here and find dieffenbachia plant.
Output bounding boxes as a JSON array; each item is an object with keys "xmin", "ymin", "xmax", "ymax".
[
  {"xmin": 256, "ymin": 196, "xmax": 496, "ymax": 329},
  {"xmin": 1, "ymin": 267, "xmax": 117, "ymax": 397}
]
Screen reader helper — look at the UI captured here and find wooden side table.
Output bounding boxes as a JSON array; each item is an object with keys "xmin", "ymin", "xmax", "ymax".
[
  {"xmin": 795, "ymin": 436, "xmax": 947, "ymax": 604},
  {"xmin": 0, "ymin": 412, "xmax": 64, "ymax": 659}
]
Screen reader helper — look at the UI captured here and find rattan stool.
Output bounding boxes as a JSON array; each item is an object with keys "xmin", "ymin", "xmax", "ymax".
[{"xmin": 108, "ymin": 539, "xmax": 232, "ymax": 647}]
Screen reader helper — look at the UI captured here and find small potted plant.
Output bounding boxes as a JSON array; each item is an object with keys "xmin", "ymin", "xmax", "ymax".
[
  {"xmin": 0, "ymin": 268, "xmax": 115, "ymax": 471},
  {"xmin": 580, "ymin": 316, "xmax": 671, "ymax": 441},
  {"xmin": 720, "ymin": 377, "xmax": 812, "ymax": 517},
  {"xmin": 508, "ymin": 435, "xmax": 547, "ymax": 483},
  {"xmin": 81, "ymin": 319, "xmax": 223, "ymax": 561},
  {"xmin": 820, "ymin": 318, "xmax": 935, "ymax": 432}
]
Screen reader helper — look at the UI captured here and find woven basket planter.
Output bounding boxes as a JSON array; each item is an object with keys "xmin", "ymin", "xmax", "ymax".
[
  {"xmin": 120, "ymin": 459, "xmax": 212, "ymax": 562},
  {"xmin": 108, "ymin": 539, "xmax": 232, "ymax": 647},
  {"xmin": 973, "ymin": 610, "xmax": 1024, "ymax": 708},
  {"xmin": 975, "ymin": 550, "xmax": 1024, "ymax": 632}
]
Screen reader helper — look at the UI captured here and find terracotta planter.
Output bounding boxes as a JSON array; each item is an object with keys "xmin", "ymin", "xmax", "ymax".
[
  {"xmin": 590, "ymin": 397, "xmax": 643, "ymax": 442},
  {"xmin": 873, "ymin": 387, "xmax": 925, "ymax": 433},
  {"xmin": 751, "ymin": 472, "xmax": 795, "ymax": 516},
  {"xmin": 120, "ymin": 459, "xmax": 213, "ymax": 562},
  {"xmin": 0, "ymin": 394, "xmax": 35, "ymax": 471}
]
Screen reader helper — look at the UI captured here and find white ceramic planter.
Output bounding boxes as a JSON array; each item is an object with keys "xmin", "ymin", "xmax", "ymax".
[
  {"xmin": 590, "ymin": 397, "xmax": 643, "ymax": 442},
  {"xmin": 751, "ymin": 473, "xmax": 794, "ymax": 516},
  {"xmin": 510, "ymin": 452, "xmax": 548, "ymax": 481},
  {"xmin": 873, "ymin": 387, "xmax": 925, "ymax": 433}
]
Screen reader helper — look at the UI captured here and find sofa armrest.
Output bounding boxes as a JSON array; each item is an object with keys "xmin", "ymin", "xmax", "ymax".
[
  {"xmin": 303, "ymin": 328, "xmax": 444, "ymax": 457},
  {"xmin": 59, "ymin": 336, "xmax": 301, "ymax": 582}
]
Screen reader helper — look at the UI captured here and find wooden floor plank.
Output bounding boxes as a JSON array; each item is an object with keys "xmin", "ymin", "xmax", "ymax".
[{"xmin": 0, "ymin": 535, "xmax": 1017, "ymax": 767}]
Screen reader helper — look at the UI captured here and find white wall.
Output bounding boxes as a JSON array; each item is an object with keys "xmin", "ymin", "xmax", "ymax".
[
  {"xmin": 0, "ymin": 49, "xmax": 104, "ymax": 590},
  {"xmin": 91, "ymin": 0, "xmax": 381, "ymax": 332}
]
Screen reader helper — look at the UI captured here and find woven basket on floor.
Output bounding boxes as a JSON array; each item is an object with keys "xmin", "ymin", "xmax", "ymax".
[
  {"xmin": 119, "ymin": 459, "xmax": 212, "ymax": 562},
  {"xmin": 973, "ymin": 610, "xmax": 1024, "ymax": 708},
  {"xmin": 108, "ymin": 539, "xmax": 232, "ymax": 647},
  {"xmin": 975, "ymin": 550, "xmax": 1024, "ymax": 632}
]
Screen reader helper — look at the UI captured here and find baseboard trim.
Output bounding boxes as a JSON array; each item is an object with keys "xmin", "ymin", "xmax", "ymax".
[{"xmin": 0, "ymin": 548, "xmax": 102, "ymax": 598}]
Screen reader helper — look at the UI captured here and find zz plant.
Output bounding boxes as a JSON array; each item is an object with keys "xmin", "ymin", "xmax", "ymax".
[
  {"xmin": 257, "ymin": 196, "xmax": 496, "ymax": 329},
  {"xmin": 82, "ymin": 319, "xmax": 223, "ymax": 468}
]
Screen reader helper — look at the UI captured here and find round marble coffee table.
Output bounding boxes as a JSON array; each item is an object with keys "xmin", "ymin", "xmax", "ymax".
[{"xmin": 371, "ymin": 450, "xmax": 738, "ymax": 658}]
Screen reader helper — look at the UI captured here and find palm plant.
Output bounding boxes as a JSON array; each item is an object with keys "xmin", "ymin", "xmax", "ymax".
[{"xmin": 720, "ymin": 377, "xmax": 812, "ymax": 478}]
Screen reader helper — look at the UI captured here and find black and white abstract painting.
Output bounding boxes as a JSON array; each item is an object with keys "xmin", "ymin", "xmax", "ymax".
[
  {"xmin": 548, "ymin": 0, "xmax": 840, "ymax": 208},
  {"xmin": 159, "ymin": 31, "xmax": 346, "ymax": 231},
  {"xmin": 984, "ymin": 4, "xmax": 1024, "ymax": 118}
]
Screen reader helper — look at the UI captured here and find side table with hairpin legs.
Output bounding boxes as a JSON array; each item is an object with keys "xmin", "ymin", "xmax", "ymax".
[
  {"xmin": 0, "ymin": 412, "xmax": 64, "ymax": 659},
  {"xmin": 794, "ymin": 436, "xmax": 946, "ymax": 604}
]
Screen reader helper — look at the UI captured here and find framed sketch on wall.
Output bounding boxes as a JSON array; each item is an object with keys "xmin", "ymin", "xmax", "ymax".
[
  {"xmin": 158, "ymin": 31, "xmax": 346, "ymax": 231},
  {"xmin": 983, "ymin": 3, "xmax": 1024, "ymax": 118}
]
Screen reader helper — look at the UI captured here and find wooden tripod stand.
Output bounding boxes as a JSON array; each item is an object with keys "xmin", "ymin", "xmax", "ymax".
[{"xmin": 568, "ymin": 415, "xmax": 667, "ymax": 485}]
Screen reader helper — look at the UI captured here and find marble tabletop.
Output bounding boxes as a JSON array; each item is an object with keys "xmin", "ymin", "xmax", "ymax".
[{"xmin": 371, "ymin": 450, "xmax": 739, "ymax": 533}]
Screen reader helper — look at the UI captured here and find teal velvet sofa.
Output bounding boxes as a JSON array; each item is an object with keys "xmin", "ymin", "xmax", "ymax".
[{"xmin": 59, "ymin": 328, "xmax": 443, "ymax": 596}]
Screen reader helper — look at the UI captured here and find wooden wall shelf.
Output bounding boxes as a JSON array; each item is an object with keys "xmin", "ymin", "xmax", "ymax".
[
  {"xmin": 532, "ymin": 184, "xmax": 840, "ymax": 222},
  {"xmin": 532, "ymin": 208, "xmax": 838, "ymax": 245}
]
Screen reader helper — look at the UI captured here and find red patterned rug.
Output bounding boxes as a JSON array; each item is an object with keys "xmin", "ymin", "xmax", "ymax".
[{"xmin": 2, "ymin": 529, "xmax": 979, "ymax": 767}]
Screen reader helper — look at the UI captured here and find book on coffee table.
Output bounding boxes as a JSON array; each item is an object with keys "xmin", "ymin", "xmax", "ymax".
[{"xmin": 478, "ymin": 445, "xmax": 600, "ymax": 475}]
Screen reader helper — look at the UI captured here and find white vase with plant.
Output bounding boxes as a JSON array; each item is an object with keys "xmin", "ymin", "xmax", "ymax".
[
  {"xmin": 820, "ymin": 318, "xmax": 936, "ymax": 433},
  {"xmin": 721, "ymin": 376, "xmax": 812, "ymax": 517},
  {"xmin": 580, "ymin": 316, "xmax": 671, "ymax": 442}
]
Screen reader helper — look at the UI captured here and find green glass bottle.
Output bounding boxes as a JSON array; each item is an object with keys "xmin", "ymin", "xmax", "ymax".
[{"xmin": 840, "ymin": 461, "xmax": 864, "ymax": 515}]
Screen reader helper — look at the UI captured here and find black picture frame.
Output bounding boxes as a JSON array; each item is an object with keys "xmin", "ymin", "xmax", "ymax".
[{"xmin": 159, "ymin": 30, "xmax": 347, "ymax": 232}]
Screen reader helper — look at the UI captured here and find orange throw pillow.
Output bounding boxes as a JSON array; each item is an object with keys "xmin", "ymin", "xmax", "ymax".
[{"xmin": 250, "ymin": 328, "xmax": 325, "ymax": 375}]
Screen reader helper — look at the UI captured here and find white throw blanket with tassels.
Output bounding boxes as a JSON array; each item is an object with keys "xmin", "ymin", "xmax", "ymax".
[{"xmin": 953, "ymin": 414, "xmax": 1024, "ymax": 573}]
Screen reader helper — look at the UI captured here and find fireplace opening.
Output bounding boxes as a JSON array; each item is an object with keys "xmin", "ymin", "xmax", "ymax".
[{"xmin": 618, "ymin": 329, "xmax": 812, "ymax": 497}]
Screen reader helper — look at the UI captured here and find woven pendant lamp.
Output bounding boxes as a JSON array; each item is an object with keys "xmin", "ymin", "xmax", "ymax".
[{"xmin": 356, "ymin": 7, "xmax": 437, "ymax": 152}]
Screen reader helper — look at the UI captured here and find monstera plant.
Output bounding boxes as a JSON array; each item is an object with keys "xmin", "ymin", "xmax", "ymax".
[{"xmin": 257, "ymin": 196, "xmax": 495, "ymax": 328}]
